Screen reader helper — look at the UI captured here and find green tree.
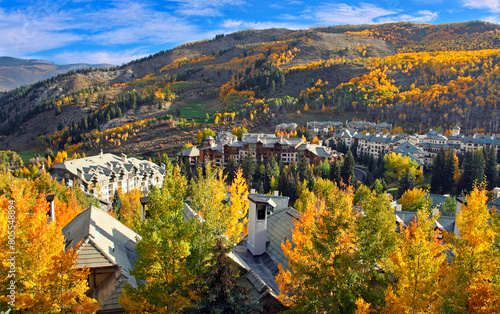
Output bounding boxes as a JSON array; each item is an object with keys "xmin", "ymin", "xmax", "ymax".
[
  {"xmin": 383, "ymin": 152, "xmax": 420, "ymax": 184},
  {"xmin": 184, "ymin": 237, "xmax": 259, "ymax": 314},
  {"xmin": 459, "ymin": 150, "xmax": 485, "ymax": 193},
  {"xmin": 240, "ymin": 154, "xmax": 256, "ymax": 184},
  {"xmin": 484, "ymin": 146, "xmax": 497, "ymax": 190},
  {"xmin": 330, "ymin": 159, "xmax": 342, "ymax": 186},
  {"xmin": 441, "ymin": 196, "xmax": 457, "ymax": 216},
  {"xmin": 341, "ymin": 151, "xmax": 355, "ymax": 186},
  {"xmin": 112, "ymin": 190, "xmax": 123, "ymax": 219},
  {"xmin": 371, "ymin": 178, "xmax": 384, "ymax": 195},
  {"xmin": 121, "ymin": 160, "xmax": 200, "ymax": 312},
  {"xmin": 431, "ymin": 147, "xmax": 447, "ymax": 194},
  {"xmin": 397, "ymin": 169, "xmax": 416, "ymax": 198},
  {"xmin": 224, "ymin": 157, "xmax": 238, "ymax": 185},
  {"xmin": 399, "ymin": 187, "xmax": 432, "ymax": 212}
]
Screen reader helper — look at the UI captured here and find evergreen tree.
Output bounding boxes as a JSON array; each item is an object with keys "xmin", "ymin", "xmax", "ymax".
[
  {"xmin": 224, "ymin": 157, "xmax": 238, "ymax": 185},
  {"xmin": 431, "ymin": 147, "xmax": 447, "ymax": 194},
  {"xmin": 459, "ymin": 150, "xmax": 485, "ymax": 193},
  {"xmin": 483, "ymin": 146, "xmax": 497, "ymax": 189},
  {"xmin": 265, "ymin": 154, "xmax": 280, "ymax": 193},
  {"xmin": 341, "ymin": 151, "xmax": 356, "ymax": 186},
  {"xmin": 330, "ymin": 159, "xmax": 342, "ymax": 186},
  {"xmin": 112, "ymin": 190, "xmax": 123, "ymax": 218},
  {"xmin": 398, "ymin": 170, "xmax": 416, "ymax": 198},
  {"xmin": 184, "ymin": 237, "xmax": 259, "ymax": 314},
  {"xmin": 443, "ymin": 149, "xmax": 459, "ymax": 195},
  {"xmin": 240, "ymin": 154, "xmax": 256, "ymax": 185}
]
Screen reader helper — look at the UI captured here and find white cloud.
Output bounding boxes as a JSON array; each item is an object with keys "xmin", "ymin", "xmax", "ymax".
[
  {"xmin": 462, "ymin": 0, "xmax": 500, "ymax": 13},
  {"xmin": 379, "ymin": 10, "xmax": 439, "ymax": 23},
  {"xmin": 53, "ymin": 49, "xmax": 148, "ymax": 65},
  {"xmin": 483, "ymin": 15, "xmax": 500, "ymax": 23},
  {"xmin": 313, "ymin": 3, "xmax": 397, "ymax": 25},
  {"xmin": 0, "ymin": 6, "xmax": 82, "ymax": 56},
  {"xmin": 165, "ymin": 0, "xmax": 245, "ymax": 16},
  {"xmin": 221, "ymin": 19, "xmax": 305, "ymax": 32}
]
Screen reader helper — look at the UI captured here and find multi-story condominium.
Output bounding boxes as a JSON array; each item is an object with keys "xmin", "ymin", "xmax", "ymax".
[
  {"xmin": 355, "ymin": 133, "xmax": 407, "ymax": 160},
  {"xmin": 347, "ymin": 121, "xmax": 393, "ymax": 132},
  {"xmin": 275, "ymin": 123, "xmax": 298, "ymax": 133},
  {"xmin": 306, "ymin": 121, "xmax": 343, "ymax": 137},
  {"xmin": 199, "ymin": 133, "xmax": 339, "ymax": 165},
  {"xmin": 50, "ymin": 152, "xmax": 165, "ymax": 202},
  {"xmin": 331, "ymin": 128, "xmax": 357, "ymax": 150}
]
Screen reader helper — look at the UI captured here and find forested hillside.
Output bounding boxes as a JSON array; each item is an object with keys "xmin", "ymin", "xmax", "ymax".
[{"xmin": 1, "ymin": 21, "xmax": 500, "ymax": 155}]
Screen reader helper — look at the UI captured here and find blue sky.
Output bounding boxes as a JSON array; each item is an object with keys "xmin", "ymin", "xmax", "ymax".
[{"xmin": 0, "ymin": 0, "xmax": 499, "ymax": 65}]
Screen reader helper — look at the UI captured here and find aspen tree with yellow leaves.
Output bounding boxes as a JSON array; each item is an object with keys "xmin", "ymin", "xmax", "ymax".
[
  {"xmin": 438, "ymin": 186, "xmax": 500, "ymax": 312},
  {"xmin": 0, "ymin": 179, "xmax": 98, "ymax": 312}
]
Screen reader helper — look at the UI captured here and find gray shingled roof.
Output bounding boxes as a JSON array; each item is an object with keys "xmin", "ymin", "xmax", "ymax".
[
  {"xmin": 62, "ymin": 206, "xmax": 141, "ymax": 311},
  {"xmin": 354, "ymin": 133, "xmax": 404, "ymax": 143},
  {"xmin": 177, "ymin": 146, "xmax": 200, "ymax": 157},
  {"xmin": 51, "ymin": 153, "xmax": 164, "ymax": 184},
  {"xmin": 394, "ymin": 141, "xmax": 424, "ymax": 155},
  {"xmin": 232, "ymin": 206, "xmax": 301, "ymax": 295}
]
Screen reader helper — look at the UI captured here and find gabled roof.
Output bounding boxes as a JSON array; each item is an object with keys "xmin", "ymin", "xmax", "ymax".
[
  {"xmin": 394, "ymin": 141, "xmax": 424, "ymax": 156},
  {"xmin": 177, "ymin": 146, "xmax": 200, "ymax": 157},
  {"xmin": 51, "ymin": 153, "xmax": 164, "ymax": 183},
  {"xmin": 334, "ymin": 128, "xmax": 356, "ymax": 138},
  {"xmin": 63, "ymin": 206, "xmax": 141, "ymax": 287},
  {"xmin": 355, "ymin": 133, "xmax": 404, "ymax": 143}
]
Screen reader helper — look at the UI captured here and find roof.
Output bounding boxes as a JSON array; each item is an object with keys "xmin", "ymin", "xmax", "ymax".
[
  {"xmin": 334, "ymin": 128, "xmax": 356, "ymax": 138},
  {"xmin": 62, "ymin": 206, "xmax": 141, "ymax": 311},
  {"xmin": 248, "ymin": 194, "xmax": 289, "ymax": 212},
  {"xmin": 177, "ymin": 146, "xmax": 199, "ymax": 157},
  {"xmin": 418, "ymin": 130, "xmax": 447, "ymax": 141},
  {"xmin": 453, "ymin": 125, "xmax": 461, "ymax": 130},
  {"xmin": 462, "ymin": 134, "xmax": 500, "ymax": 145},
  {"xmin": 393, "ymin": 141, "xmax": 424, "ymax": 156},
  {"xmin": 51, "ymin": 153, "xmax": 164, "ymax": 184},
  {"xmin": 232, "ymin": 206, "xmax": 301, "ymax": 296},
  {"xmin": 394, "ymin": 210, "xmax": 456, "ymax": 233},
  {"xmin": 354, "ymin": 133, "xmax": 404, "ymax": 143}
]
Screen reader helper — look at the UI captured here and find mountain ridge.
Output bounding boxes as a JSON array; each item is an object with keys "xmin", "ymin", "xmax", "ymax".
[
  {"xmin": 2, "ymin": 21, "xmax": 500, "ymax": 154},
  {"xmin": 0, "ymin": 56, "xmax": 115, "ymax": 91}
]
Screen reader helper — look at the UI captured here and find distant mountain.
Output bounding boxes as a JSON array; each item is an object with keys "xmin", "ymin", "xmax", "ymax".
[
  {"xmin": 0, "ymin": 57, "xmax": 114, "ymax": 91},
  {"xmin": 2, "ymin": 21, "xmax": 500, "ymax": 154}
]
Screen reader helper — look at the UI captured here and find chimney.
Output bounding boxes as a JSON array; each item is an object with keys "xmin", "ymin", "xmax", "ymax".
[
  {"xmin": 250, "ymin": 188, "xmax": 256, "ymax": 194},
  {"xmin": 247, "ymin": 195, "xmax": 276, "ymax": 256},
  {"xmin": 121, "ymin": 153, "xmax": 127, "ymax": 162},
  {"xmin": 100, "ymin": 149, "xmax": 103, "ymax": 155},
  {"xmin": 46, "ymin": 194, "xmax": 55, "ymax": 223},
  {"xmin": 494, "ymin": 187, "xmax": 500, "ymax": 199},
  {"xmin": 273, "ymin": 190, "xmax": 279, "ymax": 197},
  {"xmin": 160, "ymin": 163, "xmax": 166, "ymax": 170},
  {"xmin": 140, "ymin": 196, "xmax": 150, "ymax": 222}
]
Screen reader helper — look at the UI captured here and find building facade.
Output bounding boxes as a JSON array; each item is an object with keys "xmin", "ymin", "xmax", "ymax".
[
  {"xmin": 50, "ymin": 152, "xmax": 165, "ymax": 202},
  {"xmin": 199, "ymin": 133, "xmax": 339, "ymax": 165}
]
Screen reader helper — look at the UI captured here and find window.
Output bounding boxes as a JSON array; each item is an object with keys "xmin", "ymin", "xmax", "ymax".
[{"xmin": 257, "ymin": 204, "xmax": 266, "ymax": 220}]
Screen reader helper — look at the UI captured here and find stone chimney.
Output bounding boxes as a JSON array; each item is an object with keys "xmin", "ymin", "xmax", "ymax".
[
  {"xmin": 46, "ymin": 194, "xmax": 55, "ymax": 223},
  {"xmin": 247, "ymin": 195, "xmax": 276, "ymax": 256},
  {"xmin": 140, "ymin": 196, "xmax": 150, "ymax": 222}
]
